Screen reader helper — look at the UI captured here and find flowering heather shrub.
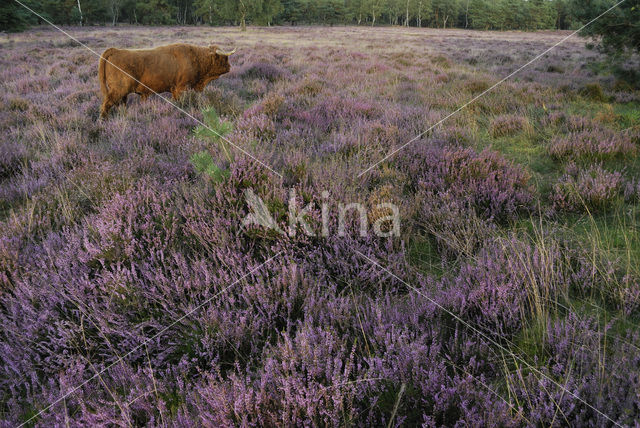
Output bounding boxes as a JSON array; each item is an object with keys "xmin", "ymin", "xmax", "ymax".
[
  {"xmin": 489, "ymin": 114, "xmax": 531, "ymax": 138},
  {"xmin": 548, "ymin": 129, "xmax": 637, "ymax": 161},
  {"xmin": 552, "ymin": 165, "xmax": 623, "ymax": 212},
  {"xmin": 509, "ymin": 315, "xmax": 640, "ymax": 426},
  {"xmin": 441, "ymin": 237, "xmax": 570, "ymax": 338},
  {"xmin": 236, "ymin": 62, "xmax": 291, "ymax": 82},
  {"xmin": 80, "ymin": 181, "xmax": 182, "ymax": 269},
  {"xmin": 293, "ymin": 97, "xmax": 381, "ymax": 133},
  {"xmin": 612, "ymin": 91, "xmax": 640, "ymax": 103},
  {"xmin": 565, "ymin": 115, "xmax": 598, "ymax": 132},
  {"xmin": 541, "ymin": 111, "xmax": 566, "ymax": 127},
  {"xmin": 260, "ymin": 92, "xmax": 286, "ymax": 117},
  {"xmin": 189, "ymin": 325, "xmax": 358, "ymax": 426},
  {"xmin": 624, "ymin": 178, "xmax": 640, "ymax": 202},
  {"xmin": 417, "ymin": 192, "xmax": 497, "ymax": 260},
  {"xmin": 402, "ymin": 146, "xmax": 535, "ymax": 222},
  {"xmin": 0, "ymin": 236, "xmax": 19, "ymax": 289},
  {"xmin": 236, "ymin": 111, "xmax": 276, "ymax": 141},
  {"xmin": 0, "ymin": 139, "xmax": 26, "ymax": 179},
  {"xmin": 542, "ymin": 112, "xmax": 599, "ymax": 132}
]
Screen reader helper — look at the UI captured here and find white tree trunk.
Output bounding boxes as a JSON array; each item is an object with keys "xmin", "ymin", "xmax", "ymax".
[
  {"xmin": 371, "ymin": 3, "xmax": 376, "ymax": 27},
  {"xmin": 465, "ymin": 0, "xmax": 470, "ymax": 28},
  {"xmin": 405, "ymin": 0, "xmax": 409, "ymax": 26},
  {"xmin": 76, "ymin": 0, "xmax": 83, "ymax": 26}
]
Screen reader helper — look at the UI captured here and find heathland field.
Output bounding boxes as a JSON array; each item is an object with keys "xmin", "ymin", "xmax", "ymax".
[{"xmin": 1, "ymin": 26, "xmax": 640, "ymax": 425}]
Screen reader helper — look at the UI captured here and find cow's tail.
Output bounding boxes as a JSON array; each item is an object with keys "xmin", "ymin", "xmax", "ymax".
[{"xmin": 99, "ymin": 48, "xmax": 116, "ymax": 96}]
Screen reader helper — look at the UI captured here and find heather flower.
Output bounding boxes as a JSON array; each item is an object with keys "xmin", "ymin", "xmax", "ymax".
[
  {"xmin": 293, "ymin": 96, "xmax": 381, "ymax": 133},
  {"xmin": 440, "ymin": 237, "xmax": 570, "ymax": 338},
  {"xmin": 417, "ymin": 192, "xmax": 497, "ymax": 260},
  {"xmin": 0, "ymin": 236, "xmax": 19, "ymax": 289},
  {"xmin": 237, "ymin": 62, "xmax": 291, "ymax": 82},
  {"xmin": 623, "ymin": 178, "xmax": 640, "ymax": 202},
  {"xmin": 189, "ymin": 325, "xmax": 359, "ymax": 426},
  {"xmin": 564, "ymin": 115, "xmax": 598, "ymax": 132},
  {"xmin": 0, "ymin": 138, "xmax": 26, "ymax": 179},
  {"xmin": 508, "ymin": 314, "xmax": 640, "ymax": 427},
  {"xmin": 402, "ymin": 146, "xmax": 535, "ymax": 222},
  {"xmin": 489, "ymin": 114, "xmax": 531, "ymax": 137},
  {"xmin": 548, "ymin": 129, "xmax": 637, "ymax": 161},
  {"xmin": 236, "ymin": 111, "xmax": 276, "ymax": 141},
  {"xmin": 552, "ymin": 164, "xmax": 623, "ymax": 212}
]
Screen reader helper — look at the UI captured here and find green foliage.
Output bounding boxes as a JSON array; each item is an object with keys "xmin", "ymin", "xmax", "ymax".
[
  {"xmin": 468, "ymin": 0, "xmax": 557, "ymax": 30},
  {"xmin": 190, "ymin": 150, "xmax": 230, "ymax": 183},
  {"xmin": 0, "ymin": 1, "xmax": 35, "ymax": 32},
  {"xmin": 580, "ymin": 83, "xmax": 608, "ymax": 102},
  {"xmin": 571, "ymin": 0, "xmax": 640, "ymax": 85},
  {"xmin": 196, "ymin": 108, "xmax": 233, "ymax": 141},
  {"xmin": 1, "ymin": 0, "xmax": 602, "ymax": 31},
  {"xmin": 136, "ymin": 0, "xmax": 176, "ymax": 25},
  {"xmin": 195, "ymin": 107, "xmax": 234, "ymax": 163},
  {"xmin": 573, "ymin": 0, "xmax": 640, "ymax": 56}
]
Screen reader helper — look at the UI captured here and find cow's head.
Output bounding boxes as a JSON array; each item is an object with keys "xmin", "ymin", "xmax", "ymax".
[{"xmin": 208, "ymin": 45, "xmax": 236, "ymax": 76}]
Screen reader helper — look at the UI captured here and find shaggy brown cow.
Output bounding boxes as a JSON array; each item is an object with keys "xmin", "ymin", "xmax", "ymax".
[{"xmin": 99, "ymin": 43, "xmax": 235, "ymax": 118}]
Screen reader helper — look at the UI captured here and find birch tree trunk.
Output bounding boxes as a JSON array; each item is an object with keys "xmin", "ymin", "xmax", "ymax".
[
  {"xmin": 76, "ymin": 0, "xmax": 83, "ymax": 26},
  {"xmin": 465, "ymin": 0, "xmax": 470, "ymax": 28},
  {"xmin": 405, "ymin": 0, "xmax": 410, "ymax": 26},
  {"xmin": 240, "ymin": 0, "xmax": 247, "ymax": 31},
  {"xmin": 371, "ymin": 2, "xmax": 376, "ymax": 27}
]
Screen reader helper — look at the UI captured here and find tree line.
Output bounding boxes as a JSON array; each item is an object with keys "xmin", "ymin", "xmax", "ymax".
[{"xmin": 1, "ymin": 0, "xmax": 593, "ymax": 32}]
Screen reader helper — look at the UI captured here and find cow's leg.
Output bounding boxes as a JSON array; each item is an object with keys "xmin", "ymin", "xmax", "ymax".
[
  {"xmin": 100, "ymin": 89, "xmax": 129, "ymax": 119},
  {"xmin": 100, "ymin": 96, "xmax": 115, "ymax": 119}
]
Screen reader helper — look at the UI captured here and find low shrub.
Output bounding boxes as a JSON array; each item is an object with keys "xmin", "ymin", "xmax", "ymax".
[
  {"xmin": 0, "ymin": 139, "xmax": 27, "ymax": 179},
  {"xmin": 580, "ymin": 83, "xmax": 608, "ymax": 102},
  {"xmin": 237, "ymin": 62, "xmax": 290, "ymax": 82},
  {"xmin": 548, "ymin": 129, "xmax": 637, "ymax": 161},
  {"xmin": 417, "ymin": 192, "xmax": 496, "ymax": 260},
  {"xmin": 551, "ymin": 164, "xmax": 623, "ymax": 212},
  {"xmin": 489, "ymin": 114, "xmax": 531, "ymax": 138},
  {"xmin": 404, "ymin": 147, "xmax": 535, "ymax": 222},
  {"xmin": 509, "ymin": 315, "xmax": 640, "ymax": 426},
  {"xmin": 441, "ymin": 237, "xmax": 570, "ymax": 338},
  {"xmin": 624, "ymin": 178, "xmax": 640, "ymax": 202},
  {"xmin": 464, "ymin": 79, "xmax": 490, "ymax": 93},
  {"xmin": 546, "ymin": 64, "xmax": 564, "ymax": 73}
]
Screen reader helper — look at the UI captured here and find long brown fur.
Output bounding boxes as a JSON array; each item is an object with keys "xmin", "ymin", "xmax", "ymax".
[{"xmin": 98, "ymin": 43, "xmax": 232, "ymax": 118}]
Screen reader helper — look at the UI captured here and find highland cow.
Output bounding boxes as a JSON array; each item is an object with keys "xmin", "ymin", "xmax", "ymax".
[{"xmin": 98, "ymin": 43, "xmax": 235, "ymax": 118}]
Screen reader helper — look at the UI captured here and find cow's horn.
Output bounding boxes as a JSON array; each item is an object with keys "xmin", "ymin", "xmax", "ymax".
[{"xmin": 216, "ymin": 48, "xmax": 236, "ymax": 56}]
